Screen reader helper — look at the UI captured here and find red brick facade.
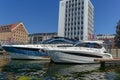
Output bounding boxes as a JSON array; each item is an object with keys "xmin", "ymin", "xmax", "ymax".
[{"xmin": 0, "ymin": 22, "xmax": 28, "ymax": 44}]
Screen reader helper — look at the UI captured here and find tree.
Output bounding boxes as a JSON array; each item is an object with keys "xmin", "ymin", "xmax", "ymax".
[{"xmin": 114, "ymin": 20, "xmax": 120, "ymax": 48}]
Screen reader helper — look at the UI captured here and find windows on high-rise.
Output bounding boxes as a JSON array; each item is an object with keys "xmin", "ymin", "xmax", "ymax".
[{"xmin": 58, "ymin": 0, "xmax": 94, "ymax": 40}]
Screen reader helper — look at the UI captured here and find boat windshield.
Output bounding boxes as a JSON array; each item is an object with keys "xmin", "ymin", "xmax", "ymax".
[
  {"xmin": 41, "ymin": 37, "xmax": 78, "ymax": 44},
  {"xmin": 74, "ymin": 42, "xmax": 102, "ymax": 49}
]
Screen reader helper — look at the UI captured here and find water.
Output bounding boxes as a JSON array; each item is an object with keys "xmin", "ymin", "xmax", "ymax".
[{"xmin": 0, "ymin": 57, "xmax": 120, "ymax": 80}]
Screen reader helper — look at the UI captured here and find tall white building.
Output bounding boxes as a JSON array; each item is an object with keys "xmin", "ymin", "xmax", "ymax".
[{"xmin": 58, "ymin": 0, "xmax": 94, "ymax": 40}]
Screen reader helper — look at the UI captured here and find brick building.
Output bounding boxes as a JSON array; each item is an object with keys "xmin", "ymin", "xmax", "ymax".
[
  {"xmin": 28, "ymin": 33, "xmax": 57, "ymax": 44},
  {"xmin": 96, "ymin": 34, "xmax": 115, "ymax": 48},
  {"xmin": 0, "ymin": 22, "xmax": 28, "ymax": 44}
]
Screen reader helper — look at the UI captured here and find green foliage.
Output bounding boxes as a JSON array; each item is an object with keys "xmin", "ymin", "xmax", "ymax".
[
  {"xmin": 18, "ymin": 76, "xmax": 31, "ymax": 80},
  {"xmin": 115, "ymin": 20, "xmax": 120, "ymax": 48},
  {"xmin": 18, "ymin": 76, "xmax": 41, "ymax": 80}
]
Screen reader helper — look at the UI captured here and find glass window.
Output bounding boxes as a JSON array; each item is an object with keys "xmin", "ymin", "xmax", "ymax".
[
  {"xmin": 78, "ymin": 31, "xmax": 79, "ymax": 35},
  {"xmin": 82, "ymin": 1, "xmax": 84, "ymax": 5},
  {"xmin": 81, "ymin": 26, "xmax": 83, "ymax": 29},
  {"xmin": 74, "ymin": 27, "xmax": 76, "ymax": 30},
  {"xmin": 72, "ymin": 4, "xmax": 74, "ymax": 7},
  {"xmin": 71, "ymin": 32, "xmax": 73, "ymax": 35},
  {"xmin": 81, "ymin": 31, "xmax": 83, "ymax": 35},
  {"xmin": 81, "ymin": 37, "xmax": 83, "ymax": 40},
  {"xmin": 75, "ymin": 43, "xmax": 102, "ymax": 49},
  {"xmin": 74, "ymin": 32, "xmax": 76, "ymax": 35},
  {"xmin": 74, "ymin": 22, "xmax": 76, "ymax": 25},
  {"xmin": 69, "ymin": 1, "xmax": 71, "ymax": 3},
  {"xmin": 78, "ymin": 22, "xmax": 80, "ymax": 25},
  {"xmin": 81, "ymin": 21, "xmax": 83, "ymax": 24}
]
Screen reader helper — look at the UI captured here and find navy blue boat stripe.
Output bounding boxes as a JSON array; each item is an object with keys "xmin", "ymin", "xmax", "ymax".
[
  {"xmin": 14, "ymin": 47, "xmax": 39, "ymax": 51},
  {"xmin": 61, "ymin": 51, "xmax": 103, "ymax": 58}
]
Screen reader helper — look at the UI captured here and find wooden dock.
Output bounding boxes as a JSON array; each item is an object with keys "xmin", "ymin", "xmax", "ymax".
[{"xmin": 94, "ymin": 58, "xmax": 120, "ymax": 69}]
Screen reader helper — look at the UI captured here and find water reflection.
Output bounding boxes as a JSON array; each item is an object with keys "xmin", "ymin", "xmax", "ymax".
[
  {"xmin": 45, "ymin": 63, "xmax": 100, "ymax": 76},
  {"xmin": 0, "ymin": 59, "xmax": 101, "ymax": 79},
  {"xmin": 0, "ymin": 56, "xmax": 11, "ymax": 72}
]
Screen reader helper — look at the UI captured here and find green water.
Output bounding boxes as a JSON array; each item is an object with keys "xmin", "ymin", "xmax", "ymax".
[{"xmin": 0, "ymin": 60, "xmax": 120, "ymax": 80}]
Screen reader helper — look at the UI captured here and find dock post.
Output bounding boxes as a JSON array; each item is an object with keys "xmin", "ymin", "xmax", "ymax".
[
  {"xmin": 109, "ymin": 48, "xmax": 111, "ymax": 54},
  {"xmin": 100, "ymin": 61, "xmax": 105, "ymax": 70},
  {"xmin": 116, "ymin": 48, "xmax": 118, "ymax": 58}
]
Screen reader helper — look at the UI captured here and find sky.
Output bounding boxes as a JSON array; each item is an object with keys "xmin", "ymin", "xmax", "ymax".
[{"xmin": 0, "ymin": 0, "xmax": 120, "ymax": 35}]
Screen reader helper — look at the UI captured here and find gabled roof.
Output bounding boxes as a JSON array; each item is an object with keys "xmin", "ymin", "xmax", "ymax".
[{"xmin": 0, "ymin": 22, "xmax": 28, "ymax": 33}]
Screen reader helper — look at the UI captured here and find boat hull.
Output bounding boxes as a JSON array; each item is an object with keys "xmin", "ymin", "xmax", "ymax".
[
  {"xmin": 8, "ymin": 52, "xmax": 49, "ymax": 60},
  {"xmin": 2, "ymin": 46, "xmax": 50, "ymax": 60},
  {"xmin": 48, "ymin": 51, "xmax": 112, "ymax": 63}
]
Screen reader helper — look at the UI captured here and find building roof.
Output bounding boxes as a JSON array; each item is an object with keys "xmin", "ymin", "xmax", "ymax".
[{"xmin": 0, "ymin": 22, "xmax": 28, "ymax": 33}]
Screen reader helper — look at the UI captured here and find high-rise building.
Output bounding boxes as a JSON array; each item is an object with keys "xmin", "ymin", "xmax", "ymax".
[{"xmin": 58, "ymin": 0, "xmax": 94, "ymax": 40}]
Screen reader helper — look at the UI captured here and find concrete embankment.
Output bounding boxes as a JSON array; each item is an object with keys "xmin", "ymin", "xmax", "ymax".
[{"xmin": 0, "ymin": 55, "xmax": 11, "ymax": 68}]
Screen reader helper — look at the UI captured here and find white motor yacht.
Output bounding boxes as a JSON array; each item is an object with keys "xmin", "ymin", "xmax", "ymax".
[
  {"xmin": 2, "ymin": 37, "xmax": 77, "ymax": 60},
  {"xmin": 43, "ymin": 40, "xmax": 113, "ymax": 63}
]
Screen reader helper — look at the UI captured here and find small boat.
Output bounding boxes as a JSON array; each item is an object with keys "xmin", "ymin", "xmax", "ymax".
[
  {"xmin": 2, "ymin": 37, "xmax": 77, "ymax": 60},
  {"xmin": 43, "ymin": 40, "xmax": 113, "ymax": 63}
]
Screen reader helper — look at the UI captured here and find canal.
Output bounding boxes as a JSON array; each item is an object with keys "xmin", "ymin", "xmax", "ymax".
[{"xmin": 0, "ymin": 56, "xmax": 120, "ymax": 80}]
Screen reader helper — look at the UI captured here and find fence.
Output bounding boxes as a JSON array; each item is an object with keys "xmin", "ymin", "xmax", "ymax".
[{"xmin": 108, "ymin": 48, "xmax": 120, "ymax": 58}]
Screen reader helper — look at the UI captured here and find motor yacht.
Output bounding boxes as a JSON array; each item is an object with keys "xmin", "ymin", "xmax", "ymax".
[
  {"xmin": 43, "ymin": 40, "xmax": 113, "ymax": 63},
  {"xmin": 2, "ymin": 37, "xmax": 77, "ymax": 60}
]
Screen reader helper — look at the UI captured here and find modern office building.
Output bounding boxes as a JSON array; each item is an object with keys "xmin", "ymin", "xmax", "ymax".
[
  {"xmin": 28, "ymin": 32, "xmax": 57, "ymax": 44},
  {"xmin": 58, "ymin": 0, "xmax": 94, "ymax": 40}
]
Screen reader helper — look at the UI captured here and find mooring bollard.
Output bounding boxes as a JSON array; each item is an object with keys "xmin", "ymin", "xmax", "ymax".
[{"xmin": 100, "ymin": 61, "xmax": 105, "ymax": 70}]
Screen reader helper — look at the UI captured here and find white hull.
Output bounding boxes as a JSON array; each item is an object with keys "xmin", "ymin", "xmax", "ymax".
[
  {"xmin": 48, "ymin": 51, "xmax": 112, "ymax": 63},
  {"xmin": 48, "ymin": 52, "xmax": 101, "ymax": 63},
  {"xmin": 8, "ymin": 52, "xmax": 50, "ymax": 60},
  {"xmin": 45, "ymin": 40, "xmax": 113, "ymax": 63}
]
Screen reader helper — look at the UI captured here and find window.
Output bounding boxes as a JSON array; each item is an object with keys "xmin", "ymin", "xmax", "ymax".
[
  {"xmin": 81, "ymin": 36, "xmax": 83, "ymax": 40},
  {"xmin": 81, "ymin": 21, "xmax": 83, "ymax": 24},
  {"xmin": 78, "ymin": 12, "xmax": 80, "ymax": 15},
  {"xmin": 75, "ymin": 43, "xmax": 102, "ymax": 49},
  {"xmin": 81, "ymin": 26, "xmax": 83, "ymax": 30},
  {"xmin": 78, "ymin": 22, "xmax": 80, "ymax": 25},
  {"xmin": 74, "ymin": 32, "xmax": 76, "ymax": 35},
  {"xmin": 82, "ymin": 1, "xmax": 84, "ymax": 5},
  {"xmin": 71, "ymin": 32, "xmax": 73, "ymax": 36},
  {"xmin": 81, "ymin": 11, "xmax": 84, "ymax": 14},
  {"xmin": 81, "ymin": 31, "xmax": 83, "ymax": 35},
  {"xmin": 78, "ymin": 31, "xmax": 79, "ymax": 35},
  {"xmin": 72, "ymin": 4, "xmax": 74, "ymax": 7},
  {"xmin": 74, "ymin": 22, "xmax": 76, "ymax": 25},
  {"xmin": 74, "ymin": 27, "xmax": 76, "ymax": 30}
]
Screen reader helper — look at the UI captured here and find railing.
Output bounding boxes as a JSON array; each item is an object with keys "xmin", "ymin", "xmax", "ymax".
[{"xmin": 108, "ymin": 48, "xmax": 120, "ymax": 58}]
